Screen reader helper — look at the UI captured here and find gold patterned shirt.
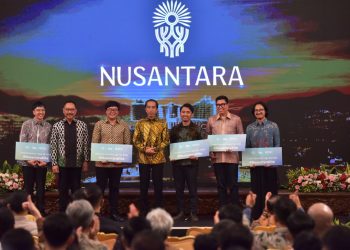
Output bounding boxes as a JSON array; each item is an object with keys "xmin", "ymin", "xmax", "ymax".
[
  {"xmin": 92, "ymin": 118, "xmax": 131, "ymax": 167},
  {"xmin": 133, "ymin": 117, "xmax": 169, "ymax": 164}
]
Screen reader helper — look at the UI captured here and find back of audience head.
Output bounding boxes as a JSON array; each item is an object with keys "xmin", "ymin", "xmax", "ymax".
[
  {"xmin": 66, "ymin": 199, "xmax": 94, "ymax": 229},
  {"xmin": 266, "ymin": 195, "xmax": 279, "ymax": 214},
  {"xmin": 0, "ymin": 207, "xmax": 14, "ymax": 239},
  {"xmin": 273, "ymin": 196, "xmax": 297, "ymax": 225},
  {"xmin": 286, "ymin": 210, "xmax": 315, "ymax": 238},
  {"xmin": 43, "ymin": 213, "xmax": 74, "ymax": 249},
  {"xmin": 131, "ymin": 230, "xmax": 165, "ymax": 250},
  {"xmin": 1, "ymin": 228, "xmax": 35, "ymax": 250},
  {"xmin": 219, "ymin": 204, "xmax": 242, "ymax": 224},
  {"xmin": 219, "ymin": 223, "xmax": 253, "ymax": 250},
  {"xmin": 307, "ymin": 202, "xmax": 334, "ymax": 237},
  {"xmin": 146, "ymin": 208, "xmax": 173, "ymax": 241},
  {"xmin": 72, "ymin": 184, "xmax": 103, "ymax": 211},
  {"xmin": 194, "ymin": 234, "xmax": 218, "ymax": 250},
  {"xmin": 323, "ymin": 225, "xmax": 350, "ymax": 250},
  {"xmin": 293, "ymin": 231, "xmax": 322, "ymax": 250},
  {"xmin": 122, "ymin": 216, "xmax": 152, "ymax": 248},
  {"xmin": 6, "ymin": 191, "xmax": 28, "ymax": 214}
]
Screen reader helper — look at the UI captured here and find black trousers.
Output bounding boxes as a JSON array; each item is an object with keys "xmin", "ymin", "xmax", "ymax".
[
  {"xmin": 213, "ymin": 163, "xmax": 239, "ymax": 207},
  {"xmin": 22, "ymin": 165, "xmax": 47, "ymax": 213},
  {"xmin": 139, "ymin": 163, "xmax": 164, "ymax": 213},
  {"xmin": 58, "ymin": 167, "xmax": 82, "ymax": 212},
  {"xmin": 96, "ymin": 167, "xmax": 123, "ymax": 215},
  {"xmin": 250, "ymin": 167, "xmax": 278, "ymax": 220},
  {"xmin": 173, "ymin": 163, "xmax": 198, "ymax": 214}
]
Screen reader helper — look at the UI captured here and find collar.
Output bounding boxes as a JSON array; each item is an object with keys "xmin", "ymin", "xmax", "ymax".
[
  {"xmin": 180, "ymin": 121, "xmax": 194, "ymax": 127},
  {"xmin": 146, "ymin": 116, "xmax": 159, "ymax": 122},
  {"xmin": 63, "ymin": 118, "xmax": 77, "ymax": 124},
  {"xmin": 215, "ymin": 112, "xmax": 232, "ymax": 121},
  {"xmin": 256, "ymin": 118, "xmax": 267, "ymax": 126},
  {"xmin": 104, "ymin": 118, "xmax": 120, "ymax": 124},
  {"xmin": 33, "ymin": 118, "xmax": 44, "ymax": 126}
]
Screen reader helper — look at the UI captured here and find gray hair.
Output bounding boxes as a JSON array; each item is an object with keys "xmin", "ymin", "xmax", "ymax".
[
  {"xmin": 66, "ymin": 199, "xmax": 94, "ymax": 229},
  {"xmin": 146, "ymin": 208, "xmax": 173, "ymax": 241}
]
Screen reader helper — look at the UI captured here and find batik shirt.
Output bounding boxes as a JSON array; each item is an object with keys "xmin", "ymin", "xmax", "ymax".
[
  {"xmin": 246, "ymin": 118, "xmax": 280, "ymax": 148},
  {"xmin": 133, "ymin": 117, "xmax": 169, "ymax": 164}
]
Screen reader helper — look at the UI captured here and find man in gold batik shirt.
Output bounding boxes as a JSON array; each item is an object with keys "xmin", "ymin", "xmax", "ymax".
[{"xmin": 133, "ymin": 99, "xmax": 169, "ymax": 214}]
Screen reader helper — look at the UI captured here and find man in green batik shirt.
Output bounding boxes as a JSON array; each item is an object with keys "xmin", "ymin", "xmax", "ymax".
[{"xmin": 133, "ymin": 99, "xmax": 169, "ymax": 214}]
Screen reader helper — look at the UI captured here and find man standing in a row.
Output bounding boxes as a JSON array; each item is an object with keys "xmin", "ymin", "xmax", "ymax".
[
  {"xmin": 50, "ymin": 100, "xmax": 89, "ymax": 212},
  {"xmin": 170, "ymin": 103, "xmax": 202, "ymax": 222},
  {"xmin": 133, "ymin": 99, "xmax": 169, "ymax": 215},
  {"xmin": 19, "ymin": 101, "xmax": 51, "ymax": 215},
  {"xmin": 207, "ymin": 95, "xmax": 244, "ymax": 208},
  {"xmin": 92, "ymin": 101, "xmax": 130, "ymax": 222}
]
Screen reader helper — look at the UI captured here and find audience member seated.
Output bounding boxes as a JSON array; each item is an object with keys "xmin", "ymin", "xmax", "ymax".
[
  {"xmin": 0, "ymin": 207, "xmax": 15, "ymax": 241},
  {"xmin": 286, "ymin": 210, "xmax": 315, "ymax": 239},
  {"xmin": 220, "ymin": 222, "xmax": 254, "ymax": 250},
  {"xmin": 307, "ymin": 202, "xmax": 334, "ymax": 238},
  {"xmin": 322, "ymin": 225, "xmax": 350, "ymax": 250},
  {"xmin": 253, "ymin": 196, "xmax": 297, "ymax": 250},
  {"xmin": 146, "ymin": 208, "xmax": 175, "ymax": 249},
  {"xmin": 73, "ymin": 185, "xmax": 122, "ymax": 234},
  {"xmin": 293, "ymin": 231, "xmax": 322, "ymax": 250},
  {"xmin": 66, "ymin": 199, "xmax": 107, "ymax": 250},
  {"xmin": 114, "ymin": 216, "xmax": 152, "ymax": 250},
  {"xmin": 1, "ymin": 228, "xmax": 35, "ymax": 250},
  {"xmin": 6, "ymin": 191, "xmax": 41, "ymax": 236},
  {"xmin": 131, "ymin": 230, "xmax": 165, "ymax": 250},
  {"xmin": 43, "ymin": 213, "xmax": 75, "ymax": 250},
  {"xmin": 193, "ymin": 234, "xmax": 218, "ymax": 250}
]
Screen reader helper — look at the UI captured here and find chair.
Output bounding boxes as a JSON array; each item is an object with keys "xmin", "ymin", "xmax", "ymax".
[
  {"xmin": 97, "ymin": 232, "xmax": 118, "ymax": 250},
  {"xmin": 166, "ymin": 236, "xmax": 195, "ymax": 250},
  {"xmin": 186, "ymin": 227, "xmax": 212, "ymax": 237},
  {"xmin": 252, "ymin": 225, "xmax": 276, "ymax": 233}
]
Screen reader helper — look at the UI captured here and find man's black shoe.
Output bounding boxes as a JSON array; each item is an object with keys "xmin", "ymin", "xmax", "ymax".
[
  {"xmin": 110, "ymin": 214, "xmax": 125, "ymax": 222},
  {"xmin": 173, "ymin": 211, "xmax": 185, "ymax": 221}
]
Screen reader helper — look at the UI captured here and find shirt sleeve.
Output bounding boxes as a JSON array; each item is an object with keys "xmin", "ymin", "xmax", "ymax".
[
  {"xmin": 83, "ymin": 123, "xmax": 90, "ymax": 161},
  {"xmin": 133, "ymin": 122, "xmax": 145, "ymax": 152},
  {"xmin": 91, "ymin": 121, "xmax": 101, "ymax": 143},
  {"xmin": 50, "ymin": 124, "xmax": 59, "ymax": 166},
  {"xmin": 123, "ymin": 123, "xmax": 131, "ymax": 144},
  {"xmin": 273, "ymin": 124, "xmax": 280, "ymax": 147},
  {"xmin": 158, "ymin": 121, "xmax": 170, "ymax": 150},
  {"xmin": 236, "ymin": 117, "xmax": 244, "ymax": 134}
]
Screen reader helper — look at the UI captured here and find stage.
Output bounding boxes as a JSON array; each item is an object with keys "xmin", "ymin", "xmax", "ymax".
[{"xmin": 43, "ymin": 187, "xmax": 350, "ymax": 218}]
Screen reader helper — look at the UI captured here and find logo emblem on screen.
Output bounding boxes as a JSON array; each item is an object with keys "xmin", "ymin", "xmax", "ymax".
[{"xmin": 153, "ymin": 0, "xmax": 191, "ymax": 58}]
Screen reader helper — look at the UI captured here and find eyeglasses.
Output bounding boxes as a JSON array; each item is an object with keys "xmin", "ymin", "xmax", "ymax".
[
  {"xmin": 216, "ymin": 103, "xmax": 227, "ymax": 108},
  {"xmin": 254, "ymin": 109, "xmax": 265, "ymax": 112},
  {"xmin": 106, "ymin": 108, "xmax": 118, "ymax": 112}
]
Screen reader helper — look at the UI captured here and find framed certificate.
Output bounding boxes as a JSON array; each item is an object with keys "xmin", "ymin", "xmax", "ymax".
[
  {"xmin": 170, "ymin": 139, "xmax": 209, "ymax": 161},
  {"xmin": 15, "ymin": 142, "xmax": 51, "ymax": 162},
  {"xmin": 208, "ymin": 134, "xmax": 246, "ymax": 152},
  {"xmin": 242, "ymin": 147, "xmax": 283, "ymax": 167},
  {"xmin": 91, "ymin": 143, "xmax": 132, "ymax": 163}
]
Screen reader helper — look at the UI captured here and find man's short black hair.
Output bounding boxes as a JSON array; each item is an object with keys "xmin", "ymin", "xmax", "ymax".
[
  {"xmin": 273, "ymin": 197, "xmax": 297, "ymax": 225},
  {"xmin": 215, "ymin": 95, "xmax": 229, "ymax": 104},
  {"xmin": 293, "ymin": 231, "xmax": 322, "ymax": 250},
  {"xmin": 1, "ymin": 228, "xmax": 35, "ymax": 250},
  {"xmin": 218, "ymin": 204, "xmax": 243, "ymax": 224},
  {"xmin": 145, "ymin": 99, "xmax": 159, "ymax": 108},
  {"xmin": 131, "ymin": 230, "xmax": 165, "ymax": 250},
  {"xmin": 323, "ymin": 225, "xmax": 350, "ymax": 250},
  {"xmin": 0, "ymin": 207, "xmax": 15, "ymax": 239},
  {"xmin": 7, "ymin": 191, "xmax": 28, "ymax": 213},
  {"xmin": 220, "ymin": 223, "xmax": 253, "ymax": 250},
  {"xmin": 104, "ymin": 100, "xmax": 120, "ymax": 110},
  {"xmin": 32, "ymin": 101, "xmax": 46, "ymax": 111},
  {"xmin": 122, "ymin": 216, "xmax": 152, "ymax": 247},
  {"xmin": 251, "ymin": 101, "xmax": 269, "ymax": 117},
  {"xmin": 194, "ymin": 234, "xmax": 218, "ymax": 250},
  {"xmin": 72, "ymin": 185, "xmax": 103, "ymax": 209},
  {"xmin": 180, "ymin": 103, "xmax": 194, "ymax": 113},
  {"xmin": 43, "ymin": 213, "xmax": 74, "ymax": 248},
  {"xmin": 286, "ymin": 210, "xmax": 315, "ymax": 238},
  {"xmin": 63, "ymin": 100, "xmax": 77, "ymax": 108}
]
